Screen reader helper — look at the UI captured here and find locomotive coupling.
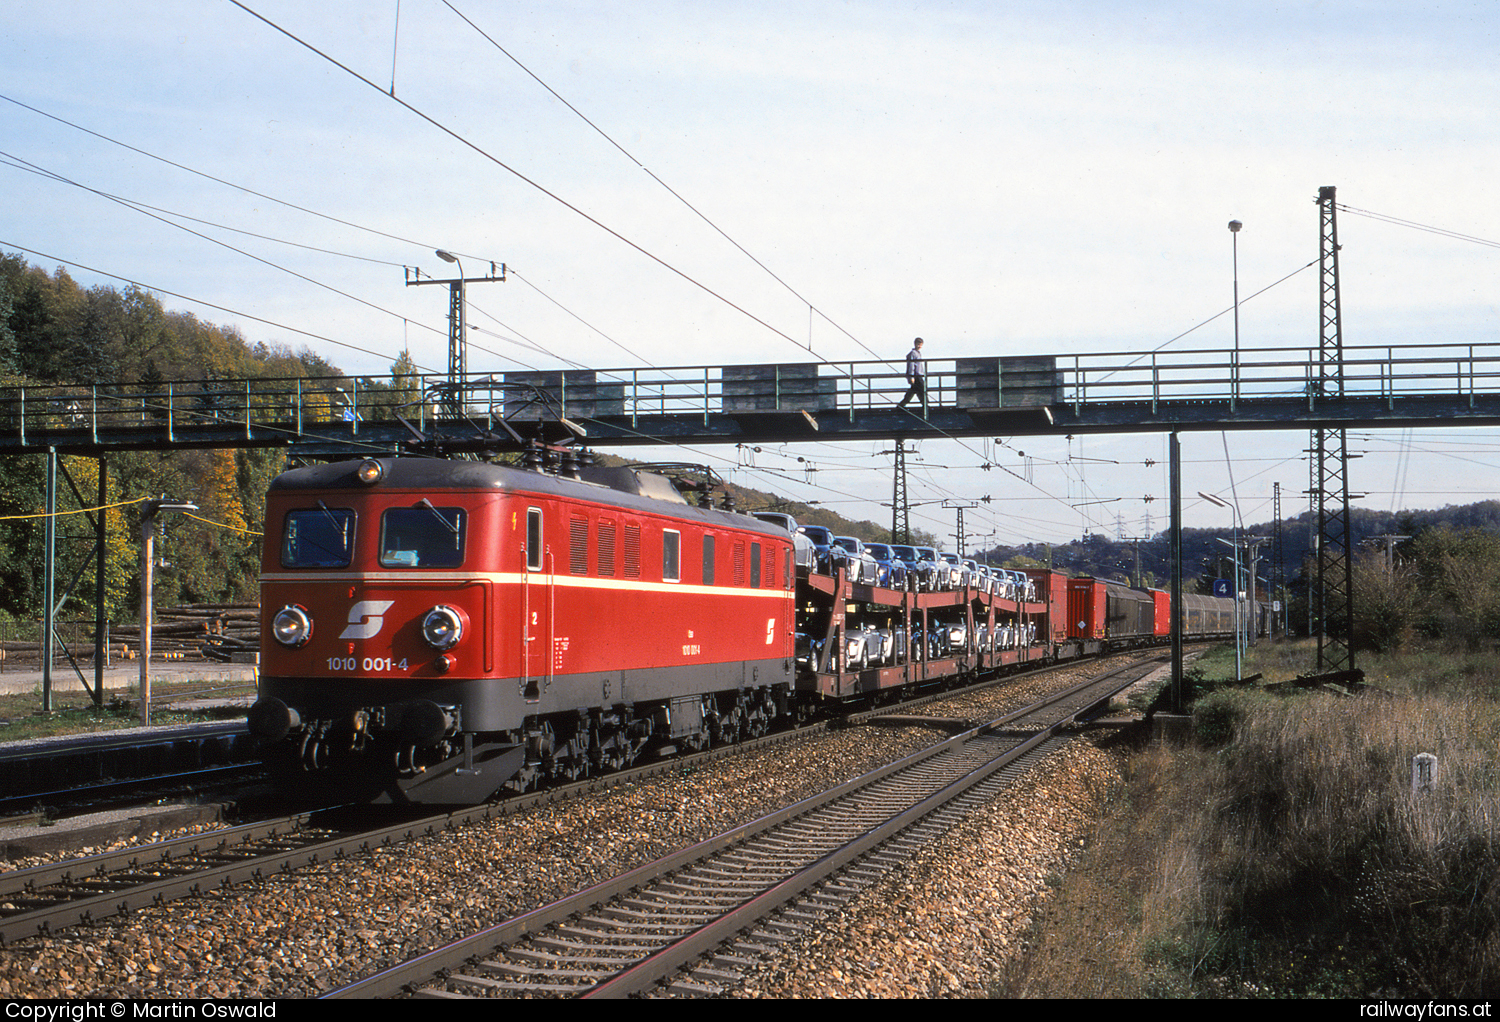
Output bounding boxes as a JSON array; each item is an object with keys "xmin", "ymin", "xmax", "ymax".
[
  {"xmin": 247, "ymin": 697, "xmax": 301, "ymax": 742},
  {"xmin": 400, "ymin": 700, "xmax": 457, "ymax": 747}
]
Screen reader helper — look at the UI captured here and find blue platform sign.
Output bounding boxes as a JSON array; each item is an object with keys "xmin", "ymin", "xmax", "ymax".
[{"xmin": 1212, "ymin": 579, "xmax": 1232, "ymax": 598}]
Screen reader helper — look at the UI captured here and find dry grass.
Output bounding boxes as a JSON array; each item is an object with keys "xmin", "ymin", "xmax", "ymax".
[
  {"xmin": 1007, "ymin": 640, "xmax": 1500, "ymax": 998},
  {"xmin": 0, "ymin": 676, "xmax": 254, "ymax": 741}
]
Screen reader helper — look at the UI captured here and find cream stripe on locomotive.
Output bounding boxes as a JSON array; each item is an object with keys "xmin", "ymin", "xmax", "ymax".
[{"xmin": 260, "ymin": 571, "xmax": 793, "ymax": 600}]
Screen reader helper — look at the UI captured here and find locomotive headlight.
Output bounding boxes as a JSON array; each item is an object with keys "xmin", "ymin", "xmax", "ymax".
[
  {"xmin": 272, "ymin": 605, "xmax": 313, "ymax": 647},
  {"xmin": 421, "ymin": 605, "xmax": 464, "ymax": 650},
  {"xmin": 356, "ymin": 459, "xmax": 383, "ymax": 485}
]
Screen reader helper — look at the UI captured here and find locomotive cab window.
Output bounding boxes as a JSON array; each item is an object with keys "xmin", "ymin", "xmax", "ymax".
[
  {"xmin": 379, "ymin": 503, "xmax": 466, "ymax": 568},
  {"xmin": 281, "ymin": 506, "xmax": 354, "ymax": 568},
  {"xmin": 526, "ymin": 507, "xmax": 543, "ymax": 571},
  {"xmin": 663, "ymin": 529, "xmax": 681, "ymax": 583}
]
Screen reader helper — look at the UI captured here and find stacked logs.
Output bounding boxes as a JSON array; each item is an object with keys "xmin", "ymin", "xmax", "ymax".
[
  {"xmin": 141, "ymin": 604, "xmax": 261, "ymax": 662},
  {"xmin": 0, "ymin": 604, "xmax": 261, "ymax": 664}
]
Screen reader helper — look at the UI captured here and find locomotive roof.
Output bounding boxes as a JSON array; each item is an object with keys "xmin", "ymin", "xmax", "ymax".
[{"xmin": 268, "ymin": 457, "xmax": 790, "ymax": 539}]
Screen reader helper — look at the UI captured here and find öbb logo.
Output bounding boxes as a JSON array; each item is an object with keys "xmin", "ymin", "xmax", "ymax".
[{"xmin": 339, "ymin": 600, "xmax": 396, "ymax": 640}]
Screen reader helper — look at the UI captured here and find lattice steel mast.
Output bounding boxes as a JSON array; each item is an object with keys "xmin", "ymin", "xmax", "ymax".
[
  {"xmin": 1272, "ymin": 480, "xmax": 1285, "ymax": 639},
  {"xmin": 1312, "ymin": 186, "xmax": 1355, "ymax": 672},
  {"xmin": 891, "ymin": 438, "xmax": 910, "ymax": 544}
]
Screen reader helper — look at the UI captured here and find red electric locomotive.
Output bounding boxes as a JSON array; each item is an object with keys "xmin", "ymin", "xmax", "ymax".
[{"xmin": 249, "ymin": 457, "xmax": 796, "ymax": 802}]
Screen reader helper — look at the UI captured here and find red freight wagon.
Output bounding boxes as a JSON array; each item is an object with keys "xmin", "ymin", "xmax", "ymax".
[
  {"xmin": 1150, "ymin": 588, "xmax": 1172, "ymax": 638},
  {"xmin": 1023, "ymin": 568, "xmax": 1071, "ymax": 644},
  {"xmin": 1067, "ymin": 577, "xmax": 1108, "ymax": 640}
]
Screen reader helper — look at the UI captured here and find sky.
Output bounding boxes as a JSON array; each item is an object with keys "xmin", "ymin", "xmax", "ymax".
[{"xmin": 2, "ymin": 1, "xmax": 1498, "ymax": 552}]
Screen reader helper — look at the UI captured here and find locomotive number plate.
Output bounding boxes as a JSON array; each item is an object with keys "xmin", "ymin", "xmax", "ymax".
[{"xmin": 326, "ymin": 656, "xmax": 410, "ymax": 673}]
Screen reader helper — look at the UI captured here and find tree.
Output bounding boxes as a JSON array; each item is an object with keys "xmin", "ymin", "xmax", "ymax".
[
  {"xmin": 64, "ymin": 288, "xmax": 116, "ymax": 384},
  {"xmin": 0, "ymin": 454, "xmax": 45, "ymax": 615},
  {"xmin": 1350, "ymin": 548, "xmax": 1419, "ymax": 653},
  {"xmin": 114, "ymin": 286, "xmax": 169, "ymax": 381},
  {"xmin": 389, "ymin": 348, "xmax": 423, "ymax": 420},
  {"xmin": 9, "ymin": 265, "xmax": 85, "ymax": 382},
  {"xmin": 0, "ymin": 273, "xmax": 17, "ymax": 377},
  {"xmin": 1410, "ymin": 527, "xmax": 1500, "ymax": 650}
]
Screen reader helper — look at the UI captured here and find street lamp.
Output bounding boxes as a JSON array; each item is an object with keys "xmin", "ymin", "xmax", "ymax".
[
  {"xmin": 435, "ymin": 250, "xmax": 467, "ymax": 414},
  {"xmin": 140, "ymin": 498, "xmax": 198, "ymax": 724},
  {"xmin": 1200, "ymin": 490, "xmax": 1242, "ymax": 680},
  {"xmin": 1229, "ymin": 220, "xmax": 1242, "ymax": 403}
]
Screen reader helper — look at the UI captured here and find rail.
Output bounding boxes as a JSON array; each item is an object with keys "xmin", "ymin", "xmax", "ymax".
[{"xmin": 325, "ymin": 655, "xmax": 1157, "ymax": 998}]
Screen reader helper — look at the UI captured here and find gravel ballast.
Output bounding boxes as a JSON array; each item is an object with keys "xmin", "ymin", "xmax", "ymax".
[
  {"xmin": 0, "ymin": 669, "xmax": 1127, "ymax": 998},
  {"xmin": 736, "ymin": 739, "xmax": 1123, "ymax": 997}
]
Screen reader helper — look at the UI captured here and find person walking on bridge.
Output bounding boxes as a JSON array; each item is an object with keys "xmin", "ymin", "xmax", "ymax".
[{"xmin": 896, "ymin": 337, "xmax": 927, "ymax": 412}]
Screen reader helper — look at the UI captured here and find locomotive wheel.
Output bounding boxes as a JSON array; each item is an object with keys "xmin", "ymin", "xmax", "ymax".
[
  {"xmin": 598, "ymin": 741, "xmax": 626, "ymax": 773},
  {"xmin": 678, "ymin": 715, "xmax": 712, "ymax": 753},
  {"xmin": 551, "ymin": 722, "xmax": 592, "ymax": 782},
  {"xmin": 535, "ymin": 722, "xmax": 574, "ymax": 783},
  {"xmin": 590, "ymin": 721, "xmax": 625, "ymax": 773},
  {"xmin": 554, "ymin": 747, "xmax": 589, "ymax": 782},
  {"xmin": 744, "ymin": 711, "xmax": 767, "ymax": 740},
  {"xmin": 510, "ymin": 764, "xmax": 542, "ymax": 793}
]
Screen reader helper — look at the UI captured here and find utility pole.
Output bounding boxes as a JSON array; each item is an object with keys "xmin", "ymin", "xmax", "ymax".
[
  {"xmin": 1242, "ymin": 535, "xmax": 1269, "ymax": 646},
  {"xmin": 1121, "ymin": 536, "xmax": 1151, "ymax": 588},
  {"xmin": 406, "ymin": 252, "xmax": 505, "ymax": 417},
  {"xmin": 1169, "ymin": 432, "xmax": 1184, "ymax": 712},
  {"xmin": 943, "ymin": 499, "xmax": 978, "ymax": 554},
  {"xmin": 1367, "ymin": 534, "xmax": 1412, "ymax": 572}
]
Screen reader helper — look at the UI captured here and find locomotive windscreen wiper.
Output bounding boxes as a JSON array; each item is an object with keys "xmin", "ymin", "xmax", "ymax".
[
  {"xmin": 309, "ymin": 501, "xmax": 352, "ymax": 559},
  {"xmin": 417, "ymin": 499, "xmax": 460, "ymax": 539}
]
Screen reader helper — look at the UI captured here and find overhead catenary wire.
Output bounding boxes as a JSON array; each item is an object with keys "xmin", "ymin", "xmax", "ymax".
[
  {"xmin": 0, "ymin": 150, "xmax": 509, "ymax": 370},
  {"xmin": 0, "ymin": 92, "xmax": 723, "ymax": 387},
  {"xmin": 226, "ymin": 0, "xmax": 835, "ymax": 368},
  {"xmin": 5, "ymin": 40, "xmax": 1112, "ymax": 538},
  {"xmin": 1337, "ymin": 204, "xmax": 1500, "ymax": 250},
  {"xmin": 0, "ymin": 147, "xmax": 564, "ymax": 376},
  {"xmin": 4, "ymin": 29, "xmax": 1106, "ymax": 533},
  {"xmin": 0, "ymin": 152, "xmax": 408, "ymax": 268},
  {"xmin": 439, "ymin": 0, "xmax": 884, "ymax": 364},
  {"xmin": 0, "ymin": 240, "xmax": 427, "ymax": 371},
  {"xmin": 1, "ymin": 234, "xmax": 1078, "ymax": 538},
  {"xmin": 0, "ymin": 92, "xmax": 448, "ymax": 255}
]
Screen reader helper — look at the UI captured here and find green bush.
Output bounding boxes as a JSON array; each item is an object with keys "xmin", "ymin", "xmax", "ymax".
[{"xmin": 1191, "ymin": 689, "xmax": 1244, "ymax": 746}]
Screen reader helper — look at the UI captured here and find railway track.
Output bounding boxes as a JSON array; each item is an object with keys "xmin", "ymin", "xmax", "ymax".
[
  {"xmin": 0, "ymin": 720, "xmax": 260, "ymax": 819},
  {"xmin": 324, "ymin": 654, "xmax": 1162, "ymax": 998},
  {"xmin": 0, "ymin": 650, "xmax": 1164, "ymax": 957},
  {"xmin": 0, "ymin": 716, "xmax": 833, "ymax": 944}
]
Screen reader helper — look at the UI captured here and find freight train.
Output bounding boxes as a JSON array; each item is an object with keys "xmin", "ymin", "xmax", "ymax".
[{"xmin": 247, "ymin": 455, "xmax": 1236, "ymax": 803}]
